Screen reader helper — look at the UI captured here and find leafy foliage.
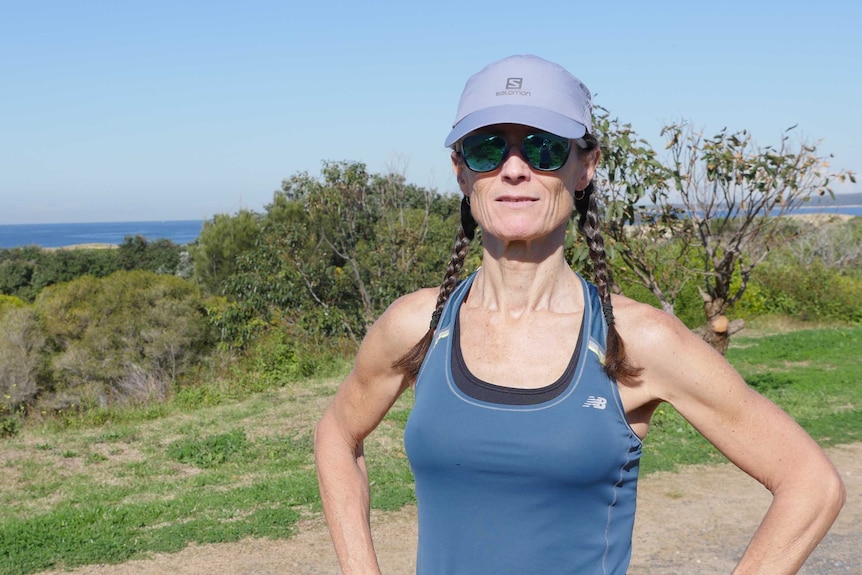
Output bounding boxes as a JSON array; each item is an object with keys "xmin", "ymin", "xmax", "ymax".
[
  {"xmin": 593, "ymin": 108, "xmax": 855, "ymax": 352},
  {"xmin": 32, "ymin": 270, "xmax": 214, "ymax": 409},
  {"xmin": 743, "ymin": 260, "xmax": 862, "ymax": 323},
  {"xmin": 0, "ymin": 294, "xmax": 26, "ymax": 316},
  {"xmin": 210, "ymin": 161, "xmax": 460, "ymax": 348},
  {"xmin": 117, "ymin": 236, "xmax": 185, "ymax": 275},
  {"xmin": 590, "ymin": 107, "xmax": 696, "ymax": 315},
  {"xmin": 0, "ymin": 307, "xmax": 48, "ymax": 426},
  {"xmin": 0, "ymin": 237, "xmax": 188, "ymax": 302},
  {"xmin": 661, "ymin": 124, "xmax": 852, "ymax": 322},
  {"xmin": 188, "ymin": 210, "xmax": 261, "ymax": 295}
]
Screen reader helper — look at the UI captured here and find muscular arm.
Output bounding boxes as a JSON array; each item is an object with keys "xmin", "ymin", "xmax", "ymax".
[
  {"xmin": 314, "ymin": 289, "xmax": 435, "ymax": 575},
  {"xmin": 619, "ymin": 300, "xmax": 846, "ymax": 575}
]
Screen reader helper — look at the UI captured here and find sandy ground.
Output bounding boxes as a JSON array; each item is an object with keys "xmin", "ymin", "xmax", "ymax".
[{"xmin": 37, "ymin": 443, "xmax": 859, "ymax": 575}]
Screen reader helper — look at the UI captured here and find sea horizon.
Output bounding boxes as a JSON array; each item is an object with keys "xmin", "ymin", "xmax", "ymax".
[
  {"xmin": 1, "ymin": 203, "xmax": 860, "ymax": 250},
  {"xmin": 0, "ymin": 219, "xmax": 205, "ymax": 249}
]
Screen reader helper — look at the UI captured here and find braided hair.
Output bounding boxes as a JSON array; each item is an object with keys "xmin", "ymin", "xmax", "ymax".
[
  {"xmin": 393, "ymin": 134, "xmax": 641, "ymax": 385},
  {"xmin": 574, "ymin": 134, "xmax": 642, "ymax": 384},
  {"xmin": 391, "ymin": 196, "xmax": 477, "ymax": 375}
]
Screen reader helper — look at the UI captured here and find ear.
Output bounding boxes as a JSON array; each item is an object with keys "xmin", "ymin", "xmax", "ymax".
[
  {"xmin": 576, "ymin": 147, "xmax": 601, "ymax": 191},
  {"xmin": 451, "ymin": 151, "xmax": 471, "ymax": 195}
]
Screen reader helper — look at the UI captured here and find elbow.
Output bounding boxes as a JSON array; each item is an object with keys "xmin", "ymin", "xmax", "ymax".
[
  {"xmin": 814, "ymin": 461, "xmax": 847, "ymax": 524},
  {"xmin": 314, "ymin": 407, "xmax": 362, "ymax": 466},
  {"xmin": 775, "ymin": 456, "xmax": 847, "ymax": 526},
  {"xmin": 828, "ymin": 466, "xmax": 847, "ymax": 517}
]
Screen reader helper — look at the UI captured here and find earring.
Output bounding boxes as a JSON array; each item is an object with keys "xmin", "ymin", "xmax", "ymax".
[
  {"xmin": 464, "ymin": 196, "xmax": 471, "ymax": 206},
  {"xmin": 574, "ymin": 189, "xmax": 586, "ymax": 201}
]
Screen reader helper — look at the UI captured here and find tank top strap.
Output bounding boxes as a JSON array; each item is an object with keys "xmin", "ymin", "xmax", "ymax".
[
  {"xmin": 581, "ymin": 277, "xmax": 610, "ymax": 364},
  {"xmin": 434, "ymin": 272, "xmax": 477, "ymax": 336}
]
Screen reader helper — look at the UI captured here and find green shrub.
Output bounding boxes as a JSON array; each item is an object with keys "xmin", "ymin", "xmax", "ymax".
[
  {"xmin": 34, "ymin": 271, "xmax": 214, "ymax": 408},
  {"xmin": 741, "ymin": 261, "xmax": 862, "ymax": 323},
  {"xmin": 0, "ymin": 254, "xmax": 38, "ymax": 300},
  {"xmin": 615, "ymin": 278, "xmax": 706, "ymax": 329},
  {"xmin": 250, "ymin": 328, "xmax": 340, "ymax": 385},
  {"xmin": 0, "ymin": 307, "xmax": 48, "ymax": 414},
  {"xmin": 0, "ymin": 414, "xmax": 22, "ymax": 438},
  {"xmin": 0, "ymin": 294, "xmax": 26, "ymax": 317},
  {"xmin": 188, "ymin": 210, "xmax": 261, "ymax": 296},
  {"xmin": 117, "ymin": 236, "xmax": 183, "ymax": 275}
]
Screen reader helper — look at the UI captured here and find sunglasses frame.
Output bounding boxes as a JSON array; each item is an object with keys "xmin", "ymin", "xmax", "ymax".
[{"xmin": 459, "ymin": 131, "xmax": 573, "ymax": 173}]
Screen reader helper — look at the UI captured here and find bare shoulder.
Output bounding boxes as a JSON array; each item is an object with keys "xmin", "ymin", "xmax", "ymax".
[
  {"xmin": 354, "ymin": 287, "xmax": 439, "ymax": 378},
  {"xmin": 367, "ymin": 287, "xmax": 438, "ymax": 351},
  {"xmin": 609, "ymin": 294, "xmax": 735, "ymax": 401},
  {"xmin": 610, "ymin": 293, "xmax": 694, "ymax": 351}
]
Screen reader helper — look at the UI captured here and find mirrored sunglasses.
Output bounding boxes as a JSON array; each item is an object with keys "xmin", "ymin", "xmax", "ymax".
[{"xmin": 460, "ymin": 132, "xmax": 572, "ymax": 173}]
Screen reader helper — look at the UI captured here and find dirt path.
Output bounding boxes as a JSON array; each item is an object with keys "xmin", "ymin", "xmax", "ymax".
[{"xmin": 39, "ymin": 443, "xmax": 860, "ymax": 575}]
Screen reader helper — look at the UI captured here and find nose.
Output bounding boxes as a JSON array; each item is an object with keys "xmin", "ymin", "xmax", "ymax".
[{"xmin": 499, "ymin": 144, "xmax": 531, "ymax": 183}]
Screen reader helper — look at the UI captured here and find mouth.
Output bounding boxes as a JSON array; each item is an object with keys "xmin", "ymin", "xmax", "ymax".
[{"xmin": 496, "ymin": 195, "xmax": 538, "ymax": 203}]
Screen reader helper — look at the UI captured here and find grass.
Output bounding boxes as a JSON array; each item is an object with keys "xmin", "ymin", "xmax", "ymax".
[
  {"xmin": 0, "ymin": 382, "xmax": 336, "ymax": 575},
  {"xmin": 0, "ymin": 326, "xmax": 859, "ymax": 574}
]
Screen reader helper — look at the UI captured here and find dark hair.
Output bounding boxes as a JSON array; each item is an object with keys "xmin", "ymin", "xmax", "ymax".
[
  {"xmin": 574, "ymin": 134, "xmax": 642, "ymax": 384},
  {"xmin": 392, "ymin": 134, "xmax": 642, "ymax": 385}
]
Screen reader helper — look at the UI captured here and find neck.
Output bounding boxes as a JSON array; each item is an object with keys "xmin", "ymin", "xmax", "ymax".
[{"xmin": 469, "ymin": 243, "xmax": 582, "ymax": 317}]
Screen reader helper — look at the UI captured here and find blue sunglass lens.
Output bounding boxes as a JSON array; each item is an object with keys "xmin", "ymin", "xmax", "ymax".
[
  {"xmin": 461, "ymin": 134, "xmax": 507, "ymax": 172},
  {"xmin": 461, "ymin": 132, "xmax": 571, "ymax": 172},
  {"xmin": 523, "ymin": 134, "xmax": 570, "ymax": 171}
]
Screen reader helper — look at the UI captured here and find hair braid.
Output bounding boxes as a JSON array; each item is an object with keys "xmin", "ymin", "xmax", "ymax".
[
  {"xmin": 392, "ymin": 196, "xmax": 477, "ymax": 378},
  {"xmin": 576, "ymin": 136, "xmax": 642, "ymax": 385}
]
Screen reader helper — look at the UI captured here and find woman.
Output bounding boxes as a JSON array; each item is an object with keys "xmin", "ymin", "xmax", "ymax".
[{"xmin": 314, "ymin": 54, "xmax": 845, "ymax": 575}]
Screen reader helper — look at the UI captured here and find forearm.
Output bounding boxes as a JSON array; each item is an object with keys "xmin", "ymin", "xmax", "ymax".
[
  {"xmin": 732, "ymin": 465, "xmax": 845, "ymax": 575},
  {"xmin": 315, "ymin": 412, "xmax": 382, "ymax": 575}
]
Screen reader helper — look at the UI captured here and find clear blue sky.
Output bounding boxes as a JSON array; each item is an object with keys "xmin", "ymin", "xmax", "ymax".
[{"xmin": 1, "ymin": 0, "xmax": 859, "ymax": 224}]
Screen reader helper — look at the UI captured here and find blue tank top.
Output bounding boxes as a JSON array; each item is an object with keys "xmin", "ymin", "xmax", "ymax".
[{"xmin": 404, "ymin": 272, "xmax": 642, "ymax": 575}]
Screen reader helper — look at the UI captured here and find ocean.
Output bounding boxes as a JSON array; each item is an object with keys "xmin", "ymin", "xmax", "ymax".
[
  {"xmin": 1, "ymin": 204, "xmax": 859, "ymax": 250},
  {"xmin": 783, "ymin": 206, "xmax": 862, "ymax": 218},
  {"xmin": 0, "ymin": 220, "xmax": 205, "ymax": 249}
]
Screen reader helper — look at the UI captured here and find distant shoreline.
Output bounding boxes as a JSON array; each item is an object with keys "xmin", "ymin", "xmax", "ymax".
[
  {"xmin": 0, "ymin": 220, "xmax": 203, "ymax": 250},
  {"xmin": 0, "ymin": 209, "xmax": 858, "ymax": 250},
  {"xmin": 44, "ymin": 243, "xmax": 120, "ymax": 251}
]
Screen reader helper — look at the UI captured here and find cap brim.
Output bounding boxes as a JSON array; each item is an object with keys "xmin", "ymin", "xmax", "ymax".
[{"xmin": 444, "ymin": 105, "xmax": 588, "ymax": 147}]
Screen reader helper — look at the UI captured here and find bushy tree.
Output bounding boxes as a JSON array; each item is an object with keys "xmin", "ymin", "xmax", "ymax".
[
  {"xmin": 0, "ymin": 245, "xmax": 120, "ymax": 301},
  {"xmin": 117, "ymin": 235, "xmax": 183, "ymax": 274},
  {"xmin": 189, "ymin": 210, "xmax": 261, "ymax": 295},
  {"xmin": 0, "ymin": 257, "xmax": 36, "ymax": 299},
  {"xmin": 35, "ymin": 271, "xmax": 213, "ymax": 408},
  {"xmin": 590, "ymin": 109, "xmax": 695, "ymax": 316},
  {"xmin": 0, "ymin": 306, "xmax": 47, "ymax": 414},
  {"xmin": 216, "ymin": 161, "xmax": 459, "ymax": 348},
  {"xmin": 594, "ymin": 109, "xmax": 855, "ymax": 353}
]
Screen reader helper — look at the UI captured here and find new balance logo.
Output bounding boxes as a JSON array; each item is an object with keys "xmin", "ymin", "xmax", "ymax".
[{"xmin": 582, "ymin": 396, "xmax": 607, "ymax": 410}]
